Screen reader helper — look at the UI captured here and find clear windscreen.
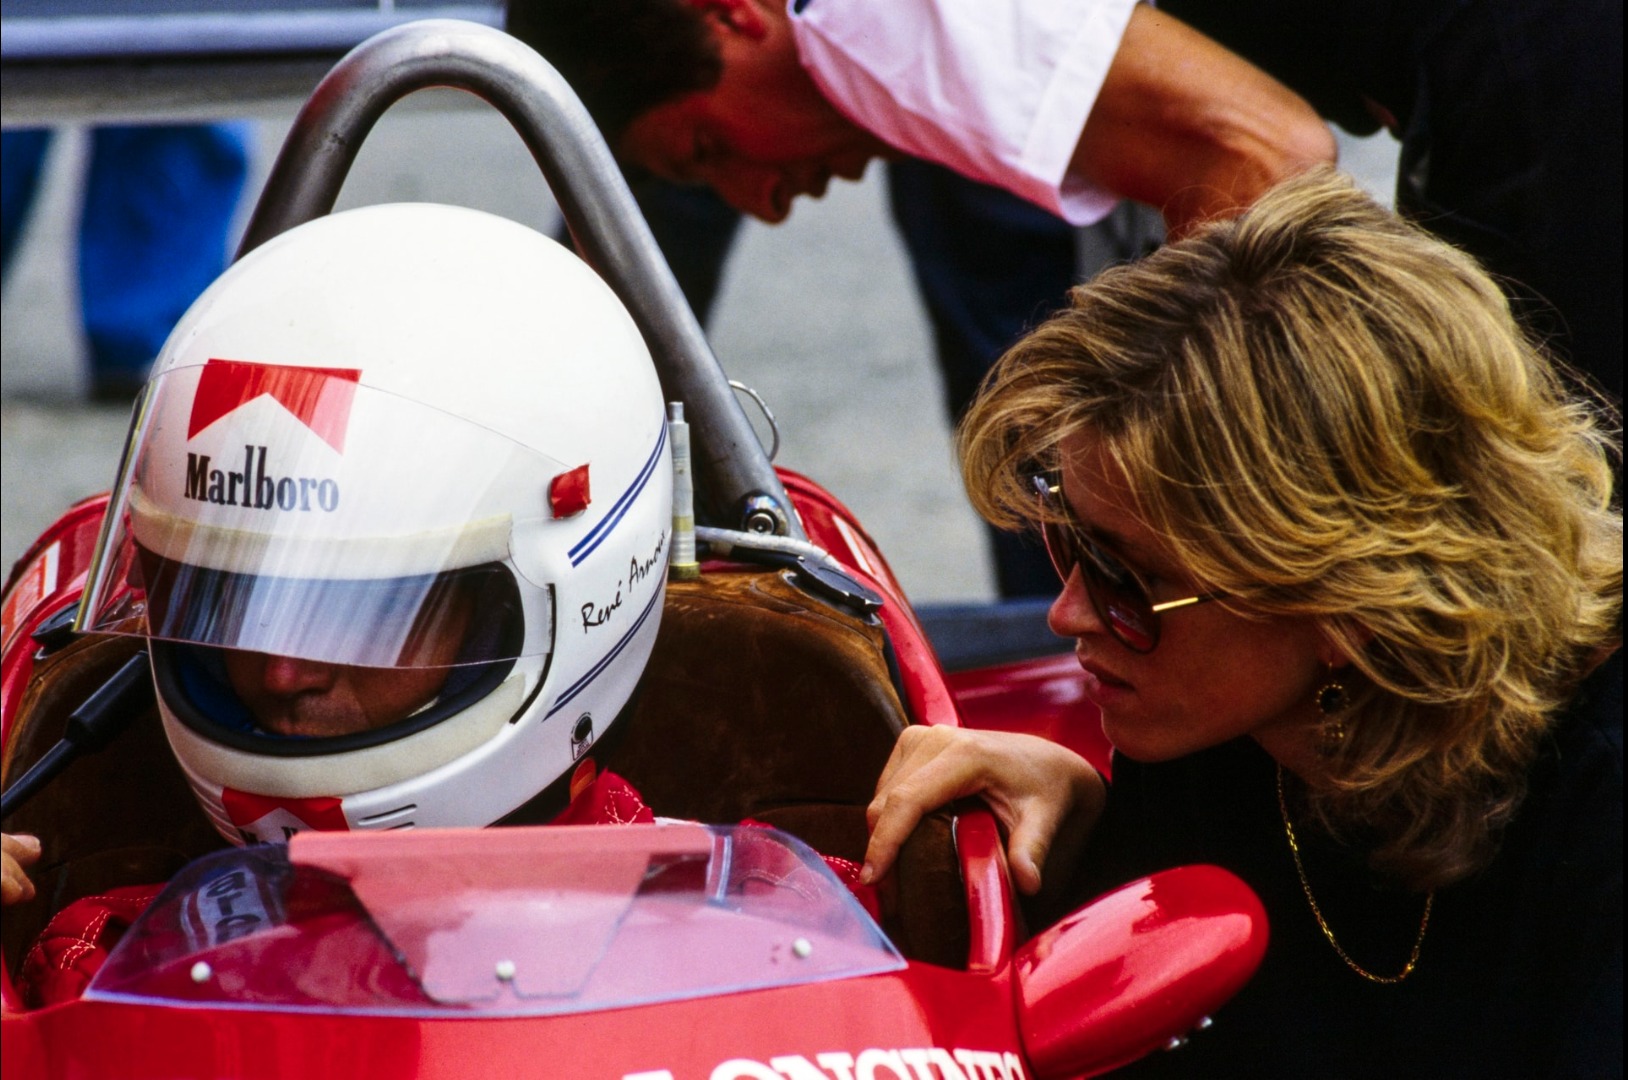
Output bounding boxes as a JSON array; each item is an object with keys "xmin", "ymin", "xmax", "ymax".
[
  {"xmin": 87, "ymin": 825, "xmax": 904, "ymax": 1017},
  {"xmin": 80, "ymin": 362, "xmax": 564, "ymax": 667}
]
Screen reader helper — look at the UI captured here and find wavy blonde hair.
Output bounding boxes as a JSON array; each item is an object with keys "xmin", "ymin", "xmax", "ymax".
[{"xmin": 961, "ymin": 169, "xmax": 1621, "ymax": 889}]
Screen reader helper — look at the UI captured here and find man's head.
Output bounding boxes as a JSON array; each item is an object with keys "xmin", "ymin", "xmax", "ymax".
[
  {"xmin": 82, "ymin": 202, "xmax": 674, "ymax": 844},
  {"xmin": 509, "ymin": 0, "xmax": 888, "ymax": 221}
]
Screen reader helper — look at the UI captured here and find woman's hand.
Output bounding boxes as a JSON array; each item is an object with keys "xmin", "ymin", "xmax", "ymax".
[
  {"xmin": 3, "ymin": 833, "xmax": 42, "ymax": 905},
  {"xmin": 863, "ymin": 726, "xmax": 1105, "ymax": 897}
]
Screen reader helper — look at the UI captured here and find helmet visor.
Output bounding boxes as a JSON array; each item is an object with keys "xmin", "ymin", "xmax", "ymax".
[
  {"xmin": 135, "ymin": 553, "xmax": 518, "ymax": 669},
  {"xmin": 80, "ymin": 361, "xmax": 565, "ymax": 668}
]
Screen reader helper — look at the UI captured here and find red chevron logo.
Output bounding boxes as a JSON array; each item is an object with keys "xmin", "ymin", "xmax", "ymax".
[{"xmin": 188, "ymin": 358, "xmax": 362, "ymax": 452}]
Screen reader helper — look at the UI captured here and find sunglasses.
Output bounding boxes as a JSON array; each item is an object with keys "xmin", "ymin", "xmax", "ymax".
[{"xmin": 1031, "ymin": 472, "xmax": 1225, "ymax": 653}]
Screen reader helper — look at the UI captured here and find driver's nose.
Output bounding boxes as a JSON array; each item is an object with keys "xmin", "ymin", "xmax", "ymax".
[{"xmin": 259, "ymin": 654, "xmax": 339, "ymax": 696}]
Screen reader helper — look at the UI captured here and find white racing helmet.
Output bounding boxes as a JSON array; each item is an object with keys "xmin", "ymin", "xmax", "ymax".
[{"xmin": 80, "ymin": 203, "xmax": 672, "ymax": 844}]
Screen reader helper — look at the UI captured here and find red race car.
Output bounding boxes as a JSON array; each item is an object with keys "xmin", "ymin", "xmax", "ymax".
[{"xmin": 0, "ymin": 21, "xmax": 1266, "ymax": 1079}]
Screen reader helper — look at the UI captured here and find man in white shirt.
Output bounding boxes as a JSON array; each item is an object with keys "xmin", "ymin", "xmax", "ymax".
[{"xmin": 508, "ymin": 0, "xmax": 1334, "ymax": 237}]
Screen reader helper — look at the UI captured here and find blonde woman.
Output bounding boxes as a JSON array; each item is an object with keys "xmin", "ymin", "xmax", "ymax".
[{"xmin": 864, "ymin": 169, "xmax": 1622, "ymax": 1076}]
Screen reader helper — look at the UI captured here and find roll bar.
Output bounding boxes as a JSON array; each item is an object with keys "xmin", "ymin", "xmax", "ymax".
[{"xmin": 237, "ymin": 19, "xmax": 798, "ymax": 537}]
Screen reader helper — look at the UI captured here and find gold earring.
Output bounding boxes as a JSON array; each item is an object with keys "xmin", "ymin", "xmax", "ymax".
[{"xmin": 1317, "ymin": 666, "xmax": 1349, "ymax": 750}]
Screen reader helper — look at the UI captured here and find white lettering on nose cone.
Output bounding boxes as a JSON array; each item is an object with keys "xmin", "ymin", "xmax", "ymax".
[{"xmin": 626, "ymin": 1048, "xmax": 1025, "ymax": 1080}]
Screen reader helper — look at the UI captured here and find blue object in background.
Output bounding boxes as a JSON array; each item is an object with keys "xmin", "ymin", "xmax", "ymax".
[
  {"xmin": 1, "ymin": 129, "xmax": 52, "ymax": 271},
  {"xmin": 1, "ymin": 122, "xmax": 252, "ymax": 400}
]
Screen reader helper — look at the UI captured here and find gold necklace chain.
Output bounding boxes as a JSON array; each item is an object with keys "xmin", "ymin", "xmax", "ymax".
[{"xmin": 1275, "ymin": 765, "xmax": 1433, "ymax": 984}]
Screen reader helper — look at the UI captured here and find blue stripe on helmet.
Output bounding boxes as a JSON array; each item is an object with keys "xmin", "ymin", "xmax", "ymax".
[{"xmin": 567, "ymin": 423, "xmax": 668, "ymax": 567}]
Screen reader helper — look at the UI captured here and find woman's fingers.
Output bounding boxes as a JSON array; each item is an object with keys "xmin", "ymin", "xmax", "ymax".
[
  {"xmin": 863, "ymin": 727, "xmax": 987, "ymax": 884},
  {"xmin": 1000, "ymin": 749, "xmax": 1108, "ymax": 900},
  {"xmin": 1003, "ymin": 797, "xmax": 1065, "ymax": 896},
  {"xmin": 861, "ymin": 790, "xmax": 926, "ymax": 886},
  {"xmin": 865, "ymin": 728, "xmax": 1105, "ymax": 897}
]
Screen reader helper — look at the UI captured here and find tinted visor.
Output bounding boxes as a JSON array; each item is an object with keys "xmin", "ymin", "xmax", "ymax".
[{"xmin": 137, "ymin": 549, "xmax": 518, "ymax": 669}]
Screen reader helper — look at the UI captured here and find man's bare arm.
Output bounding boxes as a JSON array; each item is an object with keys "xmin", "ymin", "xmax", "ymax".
[{"xmin": 1076, "ymin": 5, "xmax": 1337, "ymax": 238}]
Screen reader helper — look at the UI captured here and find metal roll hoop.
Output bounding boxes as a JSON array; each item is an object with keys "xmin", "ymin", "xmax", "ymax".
[{"xmin": 237, "ymin": 18, "xmax": 801, "ymax": 538}]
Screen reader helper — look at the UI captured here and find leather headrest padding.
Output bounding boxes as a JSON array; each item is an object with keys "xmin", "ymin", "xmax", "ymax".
[
  {"xmin": 1, "ymin": 634, "xmax": 221, "ymax": 978},
  {"xmin": 604, "ymin": 571, "xmax": 909, "ymax": 824}
]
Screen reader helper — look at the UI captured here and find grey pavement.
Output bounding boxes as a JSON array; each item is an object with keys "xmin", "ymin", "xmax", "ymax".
[{"xmin": 1, "ymin": 100, "xmax": 1397, "ymax": 604}]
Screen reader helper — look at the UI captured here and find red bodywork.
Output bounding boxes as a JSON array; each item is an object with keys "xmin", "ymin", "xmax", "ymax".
[{"xmin": 1, "ymin": 474, "xmax": 1266, "ymax": 1079}]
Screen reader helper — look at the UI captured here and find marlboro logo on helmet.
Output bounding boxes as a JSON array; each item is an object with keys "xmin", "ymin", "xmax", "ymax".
[
  {"xmin": 178, "ymin": 359, "xmax": 361, "ymax": 513},
  {"xmin": 184, "ymin": 444, "xmax": 341, "ymax": 512}
]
